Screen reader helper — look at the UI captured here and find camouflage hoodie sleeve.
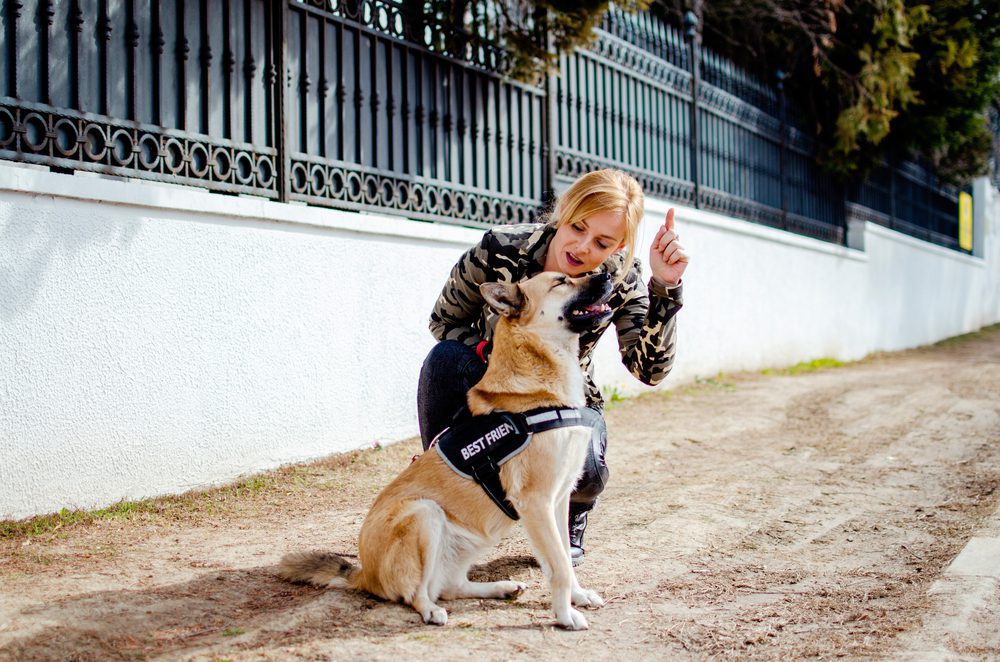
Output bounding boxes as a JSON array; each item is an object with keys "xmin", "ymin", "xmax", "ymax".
[
  {"xmin": 428, "ymin": 232, "xmax": 496, "ymax": 348},
  {"xmin": 612, "ymin": 261, "xmax": 684, "ymax": 386}
]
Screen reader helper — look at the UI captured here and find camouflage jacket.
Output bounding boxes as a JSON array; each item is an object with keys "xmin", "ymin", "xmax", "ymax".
[{"xmin": 429, "ymin": 223, "xmax": 683, "ymax": 410}]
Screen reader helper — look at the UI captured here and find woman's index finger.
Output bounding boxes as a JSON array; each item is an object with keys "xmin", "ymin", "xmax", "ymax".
[{"xmin": 664, "ymin": 208, "xmax": 676, "ymax": 232}]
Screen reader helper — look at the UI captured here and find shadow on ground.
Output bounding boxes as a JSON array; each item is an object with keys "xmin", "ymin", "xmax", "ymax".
[{"xmin": 1, "ymin": 555, "xmax": 546, "ymax": 661}]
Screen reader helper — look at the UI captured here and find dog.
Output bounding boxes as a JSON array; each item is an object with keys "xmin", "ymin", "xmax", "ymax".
[{"xmin": 278, "ymin": 271, "xmax": 613, "ymax": 630}]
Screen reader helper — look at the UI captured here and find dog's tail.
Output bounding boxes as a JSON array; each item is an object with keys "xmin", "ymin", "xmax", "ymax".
[{"xmin": 277, "ymin": 551, "xmax": 360, "ymax": 589}]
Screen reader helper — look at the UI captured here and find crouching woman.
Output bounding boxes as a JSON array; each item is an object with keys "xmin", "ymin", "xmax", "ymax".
[{"xmin": 417, "ymin": 168, "xmax": 689, "ymax": 565}]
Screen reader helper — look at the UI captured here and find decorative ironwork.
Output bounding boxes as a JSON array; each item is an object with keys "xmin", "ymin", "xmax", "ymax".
[
  {"xmin": 846, "ymin": 201, "xmax": 891, "ymax": 227},
  {"xmin": 555, "ymin": 149, "xmax": 696, "ymax": 206},
  {"xmin": 700, "ymin": 47, "xmax": 778, "ymax": 116},
  {"xmin": 602, "ymin": 5, "xmax": 688, "ymax": 71},
  {"xmin": 588, "ymin": 29, "xmax": 691, "ymax": 97},
  {"xmin": 698, "ymin": 84, "xmax": 781, "ymax": 143},
  {"xmin": 0, "ymin": 98, "xmax": 278, "ymax": 196},
  {"xmin": 289, "ymin": 154, "xmax": 539, "ymax": 226}
]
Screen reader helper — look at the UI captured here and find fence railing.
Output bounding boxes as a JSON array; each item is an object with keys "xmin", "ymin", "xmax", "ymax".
[
  {"xmin": 0, "ymin": 0, "xmax": 281, "ymax": 197},
  {"xmin": 559, "ymin": 8, "xmax": 845, "ymax": 244},
  {"xmin": 849, "ymin": 160, "xmax": 963, "ymax": 250},
  {"xmin": 0, "ymin": 0, "xmax": 969, "ymax": 252}
]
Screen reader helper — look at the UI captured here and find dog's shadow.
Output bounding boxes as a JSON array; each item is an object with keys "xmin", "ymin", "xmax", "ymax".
[
  {"xmin": 3, "ymin": 556, "xmax": 548, "ymax": 659},
  {"xmin": 469, "ymin": 553, "xmax": 539, "ymax": 580}
]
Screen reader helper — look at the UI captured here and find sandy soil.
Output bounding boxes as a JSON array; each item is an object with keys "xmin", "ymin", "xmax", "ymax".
[{"xmin": 2, "ymin": 327, "xmax": 999, "ymax": 661}]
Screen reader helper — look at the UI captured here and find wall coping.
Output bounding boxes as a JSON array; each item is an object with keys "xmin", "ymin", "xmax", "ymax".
[
  {"xmin": 865, "ymin": 220, "xmax": 985, "ymax": 267},
  {"xmin": 0, "ymin": 162, "xmax": 484, "ymax": 247},
  {"xmin": 5, "ymin": 161, "xmax": 976, "ymax": 266}
]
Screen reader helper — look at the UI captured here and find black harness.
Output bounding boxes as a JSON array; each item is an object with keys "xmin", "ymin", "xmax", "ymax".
[{"xmin": 431, "ymin": 407, "xmax": 590, "ymax": 520}]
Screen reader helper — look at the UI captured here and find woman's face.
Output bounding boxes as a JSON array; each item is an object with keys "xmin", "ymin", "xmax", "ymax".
[{"xmin": 545, "ymin": 210, "xmax": 627, "ymax": 276}]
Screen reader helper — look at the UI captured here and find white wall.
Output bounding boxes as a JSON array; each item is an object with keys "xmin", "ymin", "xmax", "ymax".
[
  {"xmin": 595, "ymin": 191, "xmax": 1000, "ymax": 395},
  {"xmin": 2, "ymin": 163, "xmax": 998, "ymax": 519}
]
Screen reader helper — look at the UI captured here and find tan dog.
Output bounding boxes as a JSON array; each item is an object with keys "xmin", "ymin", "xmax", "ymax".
[{"xmin": 278, "ymin": 271, "xmax": 613, "ymax": 630}]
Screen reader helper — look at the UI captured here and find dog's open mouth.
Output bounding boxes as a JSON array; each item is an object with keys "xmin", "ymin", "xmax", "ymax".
[
  {"xmin": 569, "ymin": 301, "xmax": 612, "ymax": 321},
  {"xmin": 565, "ymin": 274, "xmax": 614, "ymax": 330}
]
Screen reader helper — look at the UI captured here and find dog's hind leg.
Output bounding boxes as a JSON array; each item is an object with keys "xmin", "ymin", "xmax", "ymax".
[{"xmin": 437, "ymin": 526, "xmax": 526, "ymax": 601}]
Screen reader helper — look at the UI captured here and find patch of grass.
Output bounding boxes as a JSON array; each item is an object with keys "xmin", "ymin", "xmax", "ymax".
[
  {"xmin": 92, "ymin": 500, "xmax": 158, "ymax": 520},
  {"xmin": 667, "ymin": 374, "xmax": 738, "ymax": 398},
  {"xmin": 0, "ymin": 442, "xmax": 395, "ymax": 541},
  {"xmin": 601, "ymin": 385, "xmax": 627, "ymax": 409},
  {"xmin": 221, "ymin": 626, "xmax": 245, "ymax": 637},
  {"xmin": 762, "ymin": 357, "xmax": 845, "ymax": 376},
  {"xmin": 932, "ymin": 322, "xmax": 1000, "ymax": 347},
  {"xmin": 695, "ymin": 374, "xmax": 737, "ymax": 390},
  {"xmin": 0, "ymin": 501, "xmax": 156, "ymax": 540},
  {"xmin": 233, "ymin": 475, "xmax": 273, "ymax": 495}
]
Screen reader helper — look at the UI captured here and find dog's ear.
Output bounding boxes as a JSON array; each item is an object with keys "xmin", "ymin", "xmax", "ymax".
[{"xmin": 480, "ymin": 282, "xmax": 525, "ymax": 318}]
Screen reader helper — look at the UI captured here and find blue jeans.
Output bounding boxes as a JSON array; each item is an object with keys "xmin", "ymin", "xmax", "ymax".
[{"xmin": 417, "ymin": 340, "xmax": 609, "ymax": 513}]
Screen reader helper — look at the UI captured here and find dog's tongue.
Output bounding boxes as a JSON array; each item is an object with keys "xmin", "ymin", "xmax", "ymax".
[{"xmin": 584, "ymin": 303, "xmax": 611, "ymax": 314}]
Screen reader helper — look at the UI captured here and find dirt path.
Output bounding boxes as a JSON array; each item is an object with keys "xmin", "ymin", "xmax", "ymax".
[{"xmin": 2, "ymin": 327, "xmax": 999, "ymax": 661}]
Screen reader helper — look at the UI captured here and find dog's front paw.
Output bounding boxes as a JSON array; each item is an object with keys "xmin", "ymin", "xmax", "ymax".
[
  {"xmin": 572, "ymin": 587, "xmax": 604, "ymax": 609},
  {"xmin": 555, "ymin": 607, "xmax": 589, "ymax": 631},
  {"xmin": 422, "ymin": 606, "xmax": 448, "ymax": 626}
]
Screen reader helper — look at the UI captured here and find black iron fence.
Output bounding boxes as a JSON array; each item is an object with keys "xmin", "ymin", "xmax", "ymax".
[
  {"xmin": 283, "ymin": 0, "xmax": 545, "ymax": 224},
  {"xmin": 557, "ymin": 8, "xmax": 845, "ymax": 244},
  {"xmin": 992, "ymin": 105, "xmax": 1000, "ymax": 191},
  {"xmin": 849, "ymin": 160, "xmax": 963, "ymax": 250},
  {"xmin": 1, "ymin": 0, "xmax": 280, "ymax": 197},
  {"xmin": 0, "ymin": 0, "xmax": 970, "ymax": 252}
]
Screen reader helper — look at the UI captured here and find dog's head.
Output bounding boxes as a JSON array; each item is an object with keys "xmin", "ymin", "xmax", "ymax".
[{"xmin": 480, "ymin": 272, "xmax": 613, "ymax": 336}]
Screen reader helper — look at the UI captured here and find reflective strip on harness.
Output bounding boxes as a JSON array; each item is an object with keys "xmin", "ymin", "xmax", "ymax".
[
  {"xmin": 432, "ymin": 407, "xmax": 590, "ymax": 520},
  {"xmin": 524, "ymin": 407, "xmax": 584, "ymax": 432}
]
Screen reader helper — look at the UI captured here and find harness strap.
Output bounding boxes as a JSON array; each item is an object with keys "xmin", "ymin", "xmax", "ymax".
[
  {"xmin": 432, "ymin": 406, "xmax": 592, "ymax": 521},
  {"xmin": 470, "ymin": 461, "xmax": 520, "ymax": 520}
]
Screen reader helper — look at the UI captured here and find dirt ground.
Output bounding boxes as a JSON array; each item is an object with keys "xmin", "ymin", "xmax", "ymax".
[{"xmin": 2, "ymin": 327, "xmax": 999, "ymax": 661}]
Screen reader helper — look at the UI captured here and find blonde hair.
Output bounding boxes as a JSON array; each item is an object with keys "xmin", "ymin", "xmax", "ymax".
[{"xmin": 549, "ymin": 169, "xmax": 644, "ymax": 282}]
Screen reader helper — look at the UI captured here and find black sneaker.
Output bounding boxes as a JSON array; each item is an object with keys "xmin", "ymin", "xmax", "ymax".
[{"xmin": 569, "ymin": 508, "xmax": 589, "ymax": 567}]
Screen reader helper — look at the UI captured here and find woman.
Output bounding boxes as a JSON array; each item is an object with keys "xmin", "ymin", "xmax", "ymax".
[{"xmin": 417, "ymin": 169, "xmax": 688, "ymax": 565}]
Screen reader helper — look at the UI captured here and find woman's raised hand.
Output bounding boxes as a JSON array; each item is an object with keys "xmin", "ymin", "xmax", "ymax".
[{"xmin": 648, "ymin": 208, "xmax": 689, "ymax": 286}]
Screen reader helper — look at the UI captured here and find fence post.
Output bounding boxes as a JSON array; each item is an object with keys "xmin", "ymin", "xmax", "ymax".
[
  {"xmin": 683, "ymin": 11, "xmax": 700, "ymax": 208},
  {"xmin": 270, "ymin": 0, "xmax": 289, "ymax": 203},
  {"xmin": 888, "ymin": 155, "xmax": 896, "ymax": 231},
  {"xmin": 542, "ymin": 9, "xmax": 558, "ymax": 208},
  {"xmin": 776, "ymin": 69, "xmax": 788, "ymax": 229}
]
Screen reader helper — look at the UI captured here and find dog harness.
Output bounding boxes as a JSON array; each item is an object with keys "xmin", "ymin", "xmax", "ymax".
[{"xmin": 431, "ymin": 407, "xmax": 591, "ymax": 520}]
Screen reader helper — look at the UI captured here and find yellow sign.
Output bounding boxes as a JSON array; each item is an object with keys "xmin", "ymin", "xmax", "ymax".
[{"xmin": 959, "ymin": 191, "xmax": 973, "ymax": 251}]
